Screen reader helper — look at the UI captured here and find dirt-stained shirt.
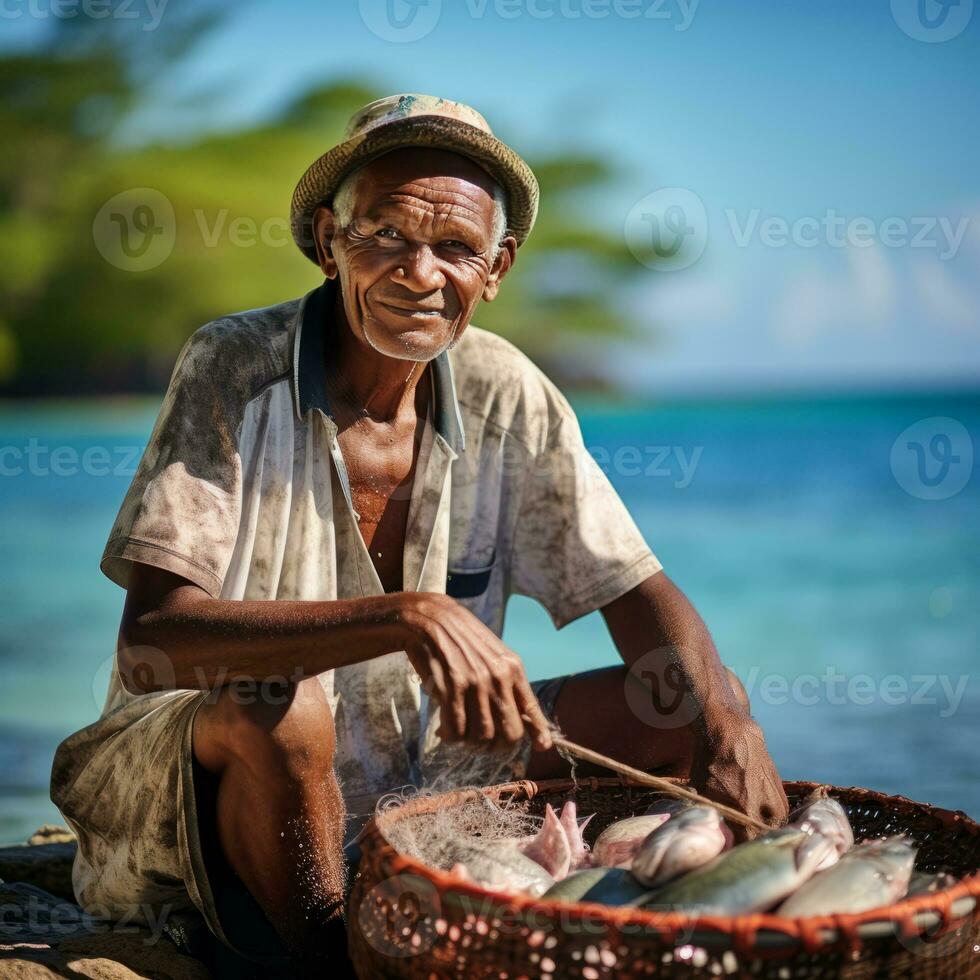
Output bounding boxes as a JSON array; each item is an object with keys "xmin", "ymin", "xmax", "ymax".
[{"xmin": 96, "ymin": 279, "xmax": 662, "ymax": 808}]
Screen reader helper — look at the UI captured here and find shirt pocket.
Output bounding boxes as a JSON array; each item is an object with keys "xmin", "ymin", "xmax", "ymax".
[{"xmin": 446, "ymin": 549, "xmax": 497, "ymax": 599}]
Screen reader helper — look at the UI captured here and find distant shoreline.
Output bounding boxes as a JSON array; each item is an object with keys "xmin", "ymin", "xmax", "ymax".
[{"xmin": 1, "ymin": 382, "xmax": 979, "ymax": 414}]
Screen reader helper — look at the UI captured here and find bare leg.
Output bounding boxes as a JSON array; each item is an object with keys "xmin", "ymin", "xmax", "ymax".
[
  {"xmin": 193, "ymin": 676, "xmax": 346, "ymax": 966},
  {"xmin": 527, "ymin": 664, "xmax": 750, "ymax": 780}
]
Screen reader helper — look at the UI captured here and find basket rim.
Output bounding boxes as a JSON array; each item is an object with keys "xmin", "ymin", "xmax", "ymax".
[{"xmin": 359, "ymin": 777, "xmax": 980, "ymax": 957}]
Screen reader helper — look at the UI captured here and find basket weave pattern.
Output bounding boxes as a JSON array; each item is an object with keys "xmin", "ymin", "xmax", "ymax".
[{"xmin": 348, "ymin": 779, "xmax": 980, "ymax": 979}]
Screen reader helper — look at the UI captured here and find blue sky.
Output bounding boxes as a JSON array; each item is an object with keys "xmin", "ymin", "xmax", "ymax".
[{"xmin": 8, "ymin": 0, "xmax": 980, "ymax": 391}]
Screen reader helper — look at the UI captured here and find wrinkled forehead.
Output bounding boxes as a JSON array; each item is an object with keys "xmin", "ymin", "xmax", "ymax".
[{"xmin": 348, "ymin": 147, "xmax": 500, "ymax": 219}]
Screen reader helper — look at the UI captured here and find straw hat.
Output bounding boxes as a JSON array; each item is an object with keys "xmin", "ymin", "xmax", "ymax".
[{"xmin": 290, "ymin": 93, "xmax": 539, "ymax": 263}]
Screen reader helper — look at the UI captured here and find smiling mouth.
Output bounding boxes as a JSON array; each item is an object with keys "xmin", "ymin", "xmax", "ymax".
[{"xmin": 377, "ymin": 301, "xmax": 444, "ymax": 319}]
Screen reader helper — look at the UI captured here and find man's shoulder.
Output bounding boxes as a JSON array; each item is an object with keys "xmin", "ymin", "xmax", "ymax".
[
  {"xmin": 176, "ymin": 295, "xmax": 303, "ymax": 403},
  {"xmin": 450, "ymin": 326, "xmax": 576, "ymax": 450}
]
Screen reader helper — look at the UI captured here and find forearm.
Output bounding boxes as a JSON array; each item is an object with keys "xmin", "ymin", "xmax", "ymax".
[
  {"xmin": 120, "ymin": 581, "xmax": 410, "ymax": 693},
  {"xmin": 603, "ymin": 571, "xmax": 787, "ymax": 830},
  {"xmin": 601, "ymin": 571, "xmax": 746, "ymax": 733}
]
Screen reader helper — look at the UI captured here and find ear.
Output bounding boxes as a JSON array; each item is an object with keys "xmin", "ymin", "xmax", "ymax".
[
  {"xmin": 482, "ymin": 236, "xmax": 517, "ymax": 302},
  {"xmin": 312, "ymin": 205, "xmax": 340, "ymax": 278}
]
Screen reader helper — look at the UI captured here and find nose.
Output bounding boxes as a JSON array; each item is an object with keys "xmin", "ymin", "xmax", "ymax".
[{"xmin": 392, "ymin": 243, "xmax": 446, "ymax": 293}]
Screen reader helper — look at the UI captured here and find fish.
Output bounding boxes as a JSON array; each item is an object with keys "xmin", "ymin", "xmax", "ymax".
[
  {"xmin": 542, "ymin": 866, "xmax": 656, "ymax": 906},
  {"xmin": 451, "ymin": 801, "xmax": 595, "ymax": 893},
  {"xmin": 592, "ymin": 811, "xmax": 680, "ymax": 868},
  {"xmin": 776, "ymin": 837, "xmax": 917, "ymax": 917},
  {"xmin": 445, "ymin": 839, "xmax": 556, "ymax": 898},
  {"xmin": 788, "ymin": 790, "xmax": 854, "ymax": 869},
  {"xmin": 558, "ymin": 800, "xmax": 594, "ymax": 869},
  {"xmin": 631, "ymin": 805, "xmax": 733, "ymax": 887},
  {"xmin": 518, "ymin": 804, "xmax": 572, "ymax": 879},
  {"xmin": 644, "ymin": 828, "xmax": 838, "ymax": 915},
  {"xmin": 645, "ymin": 798, "xmax": 693, "ymax": 817},
  {"xmin": 905, "ymin": 870, "xmax": 957, "ymax": 897}
]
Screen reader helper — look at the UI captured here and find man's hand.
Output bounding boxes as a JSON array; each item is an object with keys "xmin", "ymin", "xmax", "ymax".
[
  {"xmin": 690, "ymin": 709, "xmax": 789, "ymax": 840},
  {"xmin": 398, "ymin": 592, "xmax": 553, "ymax": 752}
]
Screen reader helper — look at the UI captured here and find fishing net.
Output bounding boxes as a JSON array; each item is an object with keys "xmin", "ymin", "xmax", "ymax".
[{"xmin": 374, "ymin": 786, "xmax": 541, "ymax": 871}]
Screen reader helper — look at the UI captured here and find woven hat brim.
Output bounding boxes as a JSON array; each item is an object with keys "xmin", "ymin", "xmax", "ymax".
[{"xmin": 290, "ymin": 115, "xmax": 539, "ymax": 263}]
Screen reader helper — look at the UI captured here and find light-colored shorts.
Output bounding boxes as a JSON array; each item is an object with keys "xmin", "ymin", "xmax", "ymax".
[{"xmin": 50, "ymin": 675, "xmax": 570, "ymax": 953}]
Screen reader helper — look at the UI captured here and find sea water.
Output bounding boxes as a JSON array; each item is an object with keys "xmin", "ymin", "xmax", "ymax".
[{"xmin": 0, "ymin": 391, "xmax": 976, "ymax": 841}]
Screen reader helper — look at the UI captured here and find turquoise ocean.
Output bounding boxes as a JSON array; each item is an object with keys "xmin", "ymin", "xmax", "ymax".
[{"xmin": 1, "ymin": 391, "xmax": 977, "ymax": 841}]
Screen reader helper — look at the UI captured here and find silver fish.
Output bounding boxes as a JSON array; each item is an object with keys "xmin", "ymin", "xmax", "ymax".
[
  {"xmin": 777, "ymin": 836, "xmax": 916, "ymax": 917},
  {"xmin": 645, "ymin": 798, "xmax": 693, "ymax": 817},
  {"xmin": 645, "ymin": 828, "xmax": 838, "ymax": 915},
  {"xmin": 593, "ymin": 813, "xmax": 674, "ymax": 868},
  {"xmin": 789, "ymin": 791, "xmax": 854, "ymax": 870},
  {"xmin": 905, "ymin": 870, "xmax": 957, "ymax": 897},
  {"xmin": 446, "ymin": 840, "xmax": 555, "ymax": 897},
  {"xmin": 631, "ymin": 805, "xmax": 732, "ymax": 887},
  {"xmin": 542, "ymin": 866, "xmax": 655, "ymax": 906}
]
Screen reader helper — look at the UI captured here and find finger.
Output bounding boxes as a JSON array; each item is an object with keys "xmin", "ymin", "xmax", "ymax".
[
  {"xmin": 443, "ymin": 668, "xmax": 468, "ymax": 742},
  {"xmin": 490, "ymin": 677, "xmax": 526, "ymax": 745},
  {"xmin": 514, "ymin": 679, "xmax": 553, "ymax": 751},
  {"xmin": 464, "ymin": 683, "xmax": 496, "ymax": 743},
  {"xmin": 424, "ymin": 657, "xmax": 449, "ymax": 705}
]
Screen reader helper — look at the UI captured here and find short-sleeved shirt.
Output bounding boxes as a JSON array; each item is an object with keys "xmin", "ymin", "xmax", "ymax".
[{"xmin": 92, "ymin": 278, "xmax": 662, "ymax": 807}]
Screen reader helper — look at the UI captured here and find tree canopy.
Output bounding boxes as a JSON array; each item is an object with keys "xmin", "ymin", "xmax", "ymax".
[{"xmin": 1, "ymin": 6, "xmax": 650, "ymax": 396}]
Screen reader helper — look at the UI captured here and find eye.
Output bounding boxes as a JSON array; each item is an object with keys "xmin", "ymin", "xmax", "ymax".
[
  {"xmin": 376, "ymin": 227, "xmax": 403, "ymax": 241},
  {"xmin": 442, "ymin": 239, "xmax": 475, "ymax": 254}
]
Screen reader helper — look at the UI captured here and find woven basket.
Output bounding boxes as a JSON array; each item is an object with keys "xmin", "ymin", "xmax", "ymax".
[{"xmin": 348, "ymin": 778, "xmax": 980, "ymax": 979}]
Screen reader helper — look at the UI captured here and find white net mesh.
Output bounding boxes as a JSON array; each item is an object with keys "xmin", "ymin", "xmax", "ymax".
[{"xmin": 375, "ymin": 786, "xmax": 541, "ymax": 871}]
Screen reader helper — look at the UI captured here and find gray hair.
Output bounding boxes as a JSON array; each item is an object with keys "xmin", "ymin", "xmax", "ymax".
[{"xmin": 332, "ymin": 166, "xmax": 508, "ymax": 257}]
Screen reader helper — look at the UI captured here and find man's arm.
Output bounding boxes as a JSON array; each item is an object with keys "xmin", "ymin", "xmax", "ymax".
[
  {"xmin": 118, "ymin": 563, "xmax": 552, "ymax": 750},
  {"xmin": 601, "ymin": 571, "xmax": 789, "ymax": 833}
]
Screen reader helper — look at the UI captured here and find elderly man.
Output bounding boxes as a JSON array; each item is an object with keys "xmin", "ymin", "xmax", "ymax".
[{"xmin": 52, "ymin": 94, "xmax": 787, "ymax": 969}]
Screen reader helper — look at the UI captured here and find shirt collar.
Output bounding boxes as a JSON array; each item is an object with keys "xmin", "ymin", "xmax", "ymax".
[{"xmin": 290, "ymin": 279, "xmax": 466, "ymax": 454}]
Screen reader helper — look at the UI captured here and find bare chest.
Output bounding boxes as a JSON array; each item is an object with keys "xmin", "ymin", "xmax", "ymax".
[{"xmin": 337, "ymin": 422, "xmax": 423, "ymax": 593}]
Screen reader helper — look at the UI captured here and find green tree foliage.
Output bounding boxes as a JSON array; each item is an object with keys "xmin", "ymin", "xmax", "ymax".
[{"xmin": 1, "ymin": 6, "xmax": 646, "ymax": 396}]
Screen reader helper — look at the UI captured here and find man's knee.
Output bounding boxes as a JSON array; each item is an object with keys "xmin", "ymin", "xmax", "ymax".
[
  {"xmin": 194, "ymin": 676, "xmax": 334, "ymax": 775},
  {"xmin": 725, "ymin": 667, "xmax": 751, "ymax": 715}
]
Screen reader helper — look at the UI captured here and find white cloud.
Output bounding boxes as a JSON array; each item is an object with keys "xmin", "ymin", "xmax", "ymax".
[
  {"xmin": 630, "ymin": 271, "xmax": 737, "ymax": 328},
  {"xmin": 911, "ymin": 260, "xmax": 979, "ymax": 333},
  {"xmin": 770, "ymin": 246, "xmax": 897, "ymax": 346}
]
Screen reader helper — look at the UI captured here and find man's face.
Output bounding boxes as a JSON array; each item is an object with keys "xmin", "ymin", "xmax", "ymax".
[{"xmin": 313, "ymin": 148, "xmax": 516, "ymax": 362}]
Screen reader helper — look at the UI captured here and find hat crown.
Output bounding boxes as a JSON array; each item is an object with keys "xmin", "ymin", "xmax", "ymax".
[{"xmin": 344, "ymin": 94, "xmax": 493, "ymax": 141}]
